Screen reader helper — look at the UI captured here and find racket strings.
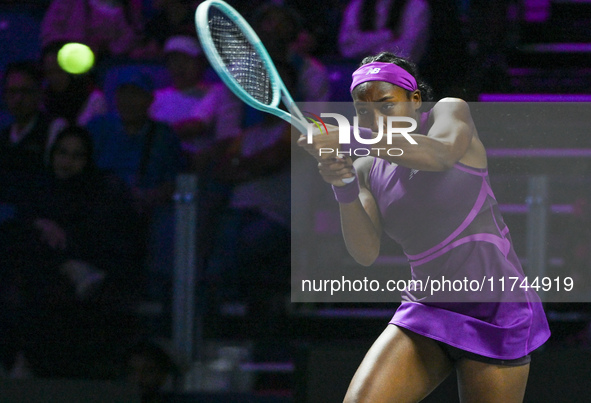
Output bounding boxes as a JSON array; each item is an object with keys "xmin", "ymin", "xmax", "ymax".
[{"xmin": 209, "ymin": 9, "xmax": 272, "ymax": 105}]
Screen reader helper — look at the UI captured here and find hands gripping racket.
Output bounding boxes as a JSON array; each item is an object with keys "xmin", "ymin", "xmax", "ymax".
[{"xmin": 195, "ymin": 0, "xmax": 356, "ymax": 183}]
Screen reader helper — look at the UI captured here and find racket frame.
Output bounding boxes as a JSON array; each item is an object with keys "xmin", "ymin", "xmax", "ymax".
[{"xmin": 195, "ymin": 0, "xmax": 308, "ymax": 134}]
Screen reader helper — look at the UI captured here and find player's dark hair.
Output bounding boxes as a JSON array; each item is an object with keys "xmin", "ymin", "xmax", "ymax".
[{"xmin": 360, "ymin": 52, "xmax": 434, "ymax": 102}]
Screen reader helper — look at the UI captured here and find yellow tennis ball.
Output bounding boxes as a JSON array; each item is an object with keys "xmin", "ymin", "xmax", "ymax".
[{"xmin": 57, "ymin": 43, "xmax": 95, "ymax": 74}]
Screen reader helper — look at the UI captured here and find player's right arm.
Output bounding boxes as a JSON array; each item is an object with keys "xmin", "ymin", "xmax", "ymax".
[{"xmin": 320, "ymin": 156, "xmax": 382, "ymax": 266}]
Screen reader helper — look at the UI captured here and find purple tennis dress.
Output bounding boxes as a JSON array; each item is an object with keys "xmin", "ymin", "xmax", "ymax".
[{"xmin": 367, "ymin": 113, "xmax": 551, "ymax": 360}]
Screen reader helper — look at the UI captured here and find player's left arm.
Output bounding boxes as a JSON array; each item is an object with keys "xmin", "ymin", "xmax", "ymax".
[
  {"xmin": 413, "ymin": 97, "xmax": 484, "ymax": 170},
  {"xmin": 379, "ymin": 98, "xmax": 476, "ymax": 171}
]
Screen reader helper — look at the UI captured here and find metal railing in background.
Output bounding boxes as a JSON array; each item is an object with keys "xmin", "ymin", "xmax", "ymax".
[{"xmin": 172, "ymin": 174, "xmax": 201, "ymax": 390}]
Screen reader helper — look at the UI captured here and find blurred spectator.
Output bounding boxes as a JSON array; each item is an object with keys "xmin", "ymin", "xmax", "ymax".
[
  {"xmin": 42, "ymin": 42, "xmax": 107, "ymax": 134},
  {"xmin": 126, "ymin": 340, "xmax": 179, "ymax": 403},
  {"xmin": 286, "ymin": 0, "xmax": 344, "ymax": 57},
  {"xmin": 338, "ymin": 0, "xmax": 431, "ymax": 64},
  {"xmin": 417, "ymin": 1, "xmax": 469, "ymax": 99},
  {"xmin": 205, "ymin": 60, "xmax": 294, "ymax": 331},
  {"xmin": 40, "ymin": 0, "xmax": 150, "ymax": 60},
  {"xmin": 250, "ymin": 3, "xmax": 330, "ymax": 102},
  {"xmin": 248, "ymin": 4, "xmax": 330, "ymax": 288},
  {"xmin": 467, "ymin": 0, "xmax": 512, "ymax": 94},
  {"xmin": 87, "ymin": 68, "xmax": 182, "ymax": 212},
  {"xmin": 149, "ymin": 35, "xmax": 243, "ymax": 172},
  {"xmin": 149, "ymin": 35, "xmax": 244, "ymax": 275},
  {"xmin": 0, "ymin": 61, "xmax": 61, "ymax": 174},
  {"xmin": 207, "ymin": 113, "xmax": 291, "ymax": 323},
  {"xmin": 0, "ymin": 126, "xmax": 144, "ymax": 378},
  {"xmin": 87, "ymin": 67, "xmax": 182, "ymax": 333},
  {"xmin": 143, "ymin": 0, "xmax": 197, "ymax": 55}
]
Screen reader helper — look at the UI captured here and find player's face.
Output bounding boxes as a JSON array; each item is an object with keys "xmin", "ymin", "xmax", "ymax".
[{"xmin": 352, "ymin": 81, "xmax": 421, "ymax": 132}]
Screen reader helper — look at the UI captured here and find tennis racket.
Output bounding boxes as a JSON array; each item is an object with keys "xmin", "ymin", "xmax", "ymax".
[
  {"xmin": 194, "ymin": 0, "xmax": 355, "ymax": 183},
  {"xmin": 195, "ymin": 0, "xmax": 307, "ymax": 133}
]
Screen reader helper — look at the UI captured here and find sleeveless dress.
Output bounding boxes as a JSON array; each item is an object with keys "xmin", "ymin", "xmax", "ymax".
[{"xmin": 367, "ymin": 112, "xmax": 550, "ymax": 359}]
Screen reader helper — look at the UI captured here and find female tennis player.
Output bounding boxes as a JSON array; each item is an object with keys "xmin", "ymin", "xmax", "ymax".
[{"xmin": 298, "ymin": 52, "xmax": 551, "ymax": 403}]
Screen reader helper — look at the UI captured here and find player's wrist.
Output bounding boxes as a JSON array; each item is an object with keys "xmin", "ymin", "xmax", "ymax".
[{"xmin": 332, "ymin": 175, "xmax": 360, "ymax": 203}]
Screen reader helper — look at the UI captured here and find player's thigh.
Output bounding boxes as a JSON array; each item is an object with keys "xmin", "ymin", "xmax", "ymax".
[
  {"xmin": 456, "ymin": 359, "xmax": 530, "ymax": 403},
  {"xmin": 343, "ymin": 325, "xmax": 453, "ymax": 403}
]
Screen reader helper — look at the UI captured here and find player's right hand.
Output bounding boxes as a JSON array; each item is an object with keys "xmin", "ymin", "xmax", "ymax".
[{"xmin": 318, "ymin": 154, "xmax": 355, "ymax": 186}]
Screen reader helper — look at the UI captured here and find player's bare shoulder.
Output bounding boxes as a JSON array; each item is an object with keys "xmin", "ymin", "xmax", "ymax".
[
  {"xmin": 432, "ymin": 97, "xmax": 471, "ymax": 119},
  {"xmin": 430, "ymin": 97, "xmax": 477, "ymax": 138},
  {"xmin": 434, "ymin": 98, "xmax": 486, "ymax": 168}
]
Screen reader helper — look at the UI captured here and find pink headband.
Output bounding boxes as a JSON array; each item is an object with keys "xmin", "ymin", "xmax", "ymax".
[{"xmin": 350, "ymin": 62, "xmax": 418, "ymax": 93}]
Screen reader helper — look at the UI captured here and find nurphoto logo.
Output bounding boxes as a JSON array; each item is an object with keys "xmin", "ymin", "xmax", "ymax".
[{"xmin": 305, "ymin": 113, "xmax": 418, "ymax": 157}]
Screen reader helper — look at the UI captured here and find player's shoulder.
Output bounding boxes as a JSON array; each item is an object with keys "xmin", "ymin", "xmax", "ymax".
[
  {"xmin": 432, "ymin": 97, "xmax": 471, "ymax": 118},
  {"xmin": 434, "ymin": 97, "xmax": 468, "ymax": 107},
  {"xmin": 354, "ymin": 156, "xmax": 377, "ymax": 188}
]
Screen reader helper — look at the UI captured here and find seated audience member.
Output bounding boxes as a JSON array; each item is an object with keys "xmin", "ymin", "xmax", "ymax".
[
  {"xmin": 286, "ymin": 0, "xmax": 343, "ymax": 57},
  {"xmin": 206, "ymin": 62, "xmax": 297, "ymax": 327},
  {"xmin": 87, "ymin": 68, "xmax": 183, "ymax": 326},
  {"xmin": 415, "ymin": 1, "xmax": 469, "ymax": 99},
  {"xmin": 0, "ymin": 61, "xmax": 61, "ymax": 175},
  {"xmin": 149, "ymin": 35, "xmax": 243, "ymax": 266},
  {"xmin": 248, "ymin": 4, "xmax": 330, "ymax": 282},
  {"xmin": 0, "ymin": 126, "xmax": 145, "ymax": 378},
  {"xmin": 208, "ymin": 113, "xmax": 291, "ymax": 324},
  {"xmin": 87, "ymin": 68, "xmax": 182, "ymax": 213},
  {"xmin": 338, "ymin": 0, "xmax": 431, "ymax": 63},
  {"xmin": 40, "ymin": 0, "xmax": 147, "ymax": 60},
  {"xmin": 42, "ymin": 42, "xmax": 107, "ymax": 133},
  {"xmin": 149, "ymin": 35, "xmax": 243, "ymax": 172},
  {"xmin": 126, "ymin": 340, "xmax": 179, "ymax": 403},
  {"xmin": 143, "ymin": 0, "xmax": 197, "ymax": 54},
  {"xmin": 250, "ymin": 3, "xmax": 330, "ymax": 102}
]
